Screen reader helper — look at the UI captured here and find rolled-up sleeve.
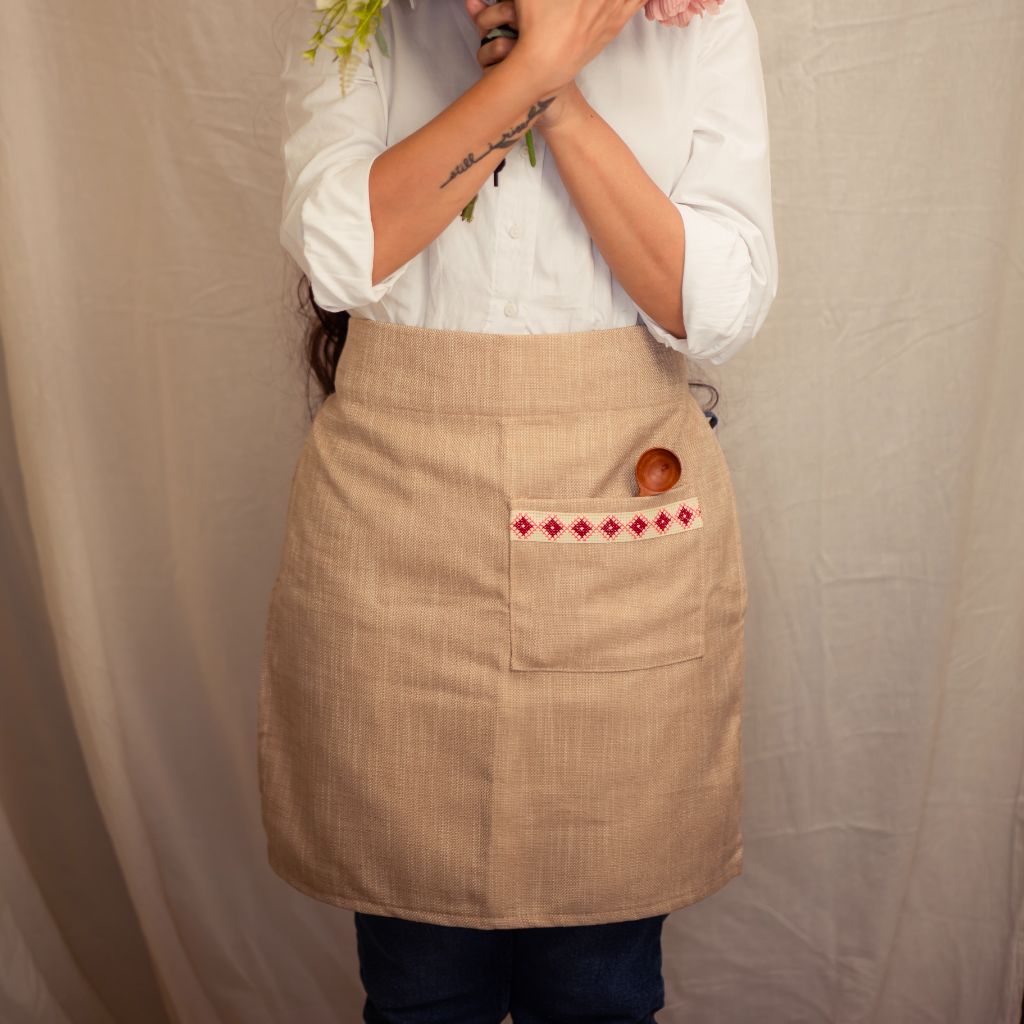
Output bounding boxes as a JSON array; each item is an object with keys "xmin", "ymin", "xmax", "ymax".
[
  {"xmin": 637, "ymin": 0, "xmax": 779, "ymax": 366},
  {"xmin": 279, "ymin": 4, "xmax": 410, "ymax": 312}
]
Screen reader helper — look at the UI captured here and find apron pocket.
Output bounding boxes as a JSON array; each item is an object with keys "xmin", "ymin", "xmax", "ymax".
[{"xmin": 507, "ymin": 480, "xmax": 705, "ymax": 673}]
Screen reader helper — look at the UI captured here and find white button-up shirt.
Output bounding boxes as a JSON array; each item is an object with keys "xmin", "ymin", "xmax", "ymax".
[{"xmin": 279, "ymin": 0, "xmax": 778, "ymax": 366}]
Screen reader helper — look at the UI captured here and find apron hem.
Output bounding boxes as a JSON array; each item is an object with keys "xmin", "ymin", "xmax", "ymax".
[{"xmin": 264, "ymin": 845, "xmax": 743, "ymax": 929}]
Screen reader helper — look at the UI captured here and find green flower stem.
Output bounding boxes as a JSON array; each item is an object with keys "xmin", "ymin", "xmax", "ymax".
[{"xmin": 460, "ymin": 127, "xmax": 537, "ymax": 221}]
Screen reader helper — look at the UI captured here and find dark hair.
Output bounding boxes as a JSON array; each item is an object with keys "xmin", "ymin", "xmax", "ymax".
[{"xmin": 296, "ymin": 272, "xmax": 719, "ymax": 421}]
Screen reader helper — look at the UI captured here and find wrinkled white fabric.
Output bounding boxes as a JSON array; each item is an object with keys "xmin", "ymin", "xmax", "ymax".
[{"xmin": 279, "ymin": 0, "xmax": 778, "ymax": 365}]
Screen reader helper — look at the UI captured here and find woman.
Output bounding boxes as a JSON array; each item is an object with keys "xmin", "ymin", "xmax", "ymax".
[{"xmin": 258, "ymin": 0, "xmax": 778, "ymax": 1017}]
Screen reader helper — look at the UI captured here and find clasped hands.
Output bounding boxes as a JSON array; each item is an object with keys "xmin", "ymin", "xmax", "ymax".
[{"xmin": 464, "ymin": 0, "xmax": 584, "ymax": 133}]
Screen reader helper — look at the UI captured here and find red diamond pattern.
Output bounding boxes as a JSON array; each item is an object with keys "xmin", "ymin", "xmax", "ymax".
[
  {"xmin": 653, "ymin": 508, "xmax": 673, "ymax": 532},
  {"xmin": 511, "ymin": 513, "xmax": 536, "ymax": 538},
  {"xmin": 627, "ymin": 514, "xmax": 651, "ymax": 538},
  {"xmin": 539, "ymin": 516, "xmax": 566, "ymax": 539},
  {"xmin": 510, "ymin": 497, "xmax": 703, "ymax": 543},
  {"xmin": 569, "ymin": 517, "xmax": 594, "ymax": 540}
]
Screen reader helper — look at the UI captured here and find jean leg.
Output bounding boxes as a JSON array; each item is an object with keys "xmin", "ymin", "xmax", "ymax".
[
  {"xmin": 353, "ymin": 911, "xmax": 513, "ymax": 1024},
  {"xmin": 508, "ymin": 914, "xmax": 669, "ymax": 1024}
]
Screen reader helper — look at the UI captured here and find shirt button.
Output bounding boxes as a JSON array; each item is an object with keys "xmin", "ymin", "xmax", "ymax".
[
  {"xmin": 507, "ymin": 223, "xmax": 520, "ymax": 238},
  {"xmin": 504, "ymin": 301, "xmax": 517, "ymax": 317}
]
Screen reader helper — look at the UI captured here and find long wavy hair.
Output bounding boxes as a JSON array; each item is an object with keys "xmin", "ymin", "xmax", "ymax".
[{"xmin": 295, "ymin": 273, "xmax": 720, "ymax": 422}]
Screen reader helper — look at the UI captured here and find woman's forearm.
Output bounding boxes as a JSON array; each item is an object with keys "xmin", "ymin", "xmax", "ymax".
[
  {"xmin": 370, "ymin": 54, "xmax": 555, "ymax": 286},
  {"xmin": 538, "ymin": 87, "xmax": 687, "ymax": 340}
]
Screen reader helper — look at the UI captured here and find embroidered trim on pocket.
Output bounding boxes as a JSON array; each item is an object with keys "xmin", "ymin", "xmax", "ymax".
[{"xmin": 509, "ymin": 497, "xmax": 703, "ymax": 543}]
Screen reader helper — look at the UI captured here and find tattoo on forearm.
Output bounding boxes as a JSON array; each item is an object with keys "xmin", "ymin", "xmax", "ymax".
[{"xmin": 439, "ymin": 96, "xmax": 557, "ymax": 189}]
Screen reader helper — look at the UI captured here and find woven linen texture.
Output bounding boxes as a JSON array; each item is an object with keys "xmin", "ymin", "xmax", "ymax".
[{"xmin": 257, "ymin": 317, "xmax": 748, "ymax": 928}]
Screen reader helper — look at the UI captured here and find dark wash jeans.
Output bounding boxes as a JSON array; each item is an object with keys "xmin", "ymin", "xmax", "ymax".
[{"xmin": 353, "ymin": 910, "xmax": 670, "ymax": 1024}]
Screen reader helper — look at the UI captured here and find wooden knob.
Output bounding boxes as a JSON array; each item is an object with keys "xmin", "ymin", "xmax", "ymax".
[{"xmin": 635, "ymin": 447, "xmax": 681, "ymax": 496}]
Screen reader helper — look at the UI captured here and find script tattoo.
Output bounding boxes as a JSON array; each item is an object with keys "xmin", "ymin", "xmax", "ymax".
[{"xmin": 439, "ymin": 96, "xmax": 558, "ymax": 189}]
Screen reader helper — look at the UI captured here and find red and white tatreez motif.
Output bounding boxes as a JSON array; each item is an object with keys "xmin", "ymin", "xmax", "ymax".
[{"xmin": 509, "ymin": 497, "xmax": 703, "ymax": 543}]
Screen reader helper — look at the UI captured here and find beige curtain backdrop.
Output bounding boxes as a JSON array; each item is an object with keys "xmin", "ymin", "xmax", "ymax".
[{"xmin": 1, "ymin": 0, "xmax": 1022, "ymax": 1021}]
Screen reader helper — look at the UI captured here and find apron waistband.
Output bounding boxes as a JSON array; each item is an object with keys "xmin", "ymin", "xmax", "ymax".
[{"xmin": 336, "ymin": 318, "xmax": 692, "ymax": 415}]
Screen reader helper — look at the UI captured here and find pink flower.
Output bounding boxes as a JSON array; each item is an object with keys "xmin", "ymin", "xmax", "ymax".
[{"xmin": 642, "ymin": 0, "xmax": 723, "ymax": 28}]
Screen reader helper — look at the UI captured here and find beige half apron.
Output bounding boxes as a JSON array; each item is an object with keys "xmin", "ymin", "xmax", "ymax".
[{"xmin": 256, "ymin": 316, "xmax": 748, "ymax": 929}]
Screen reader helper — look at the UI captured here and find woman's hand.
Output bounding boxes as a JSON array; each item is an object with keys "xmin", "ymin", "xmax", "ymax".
[
  {"xmin": 464, "ymin": 0, "xmax": 582, "ymax": 132},
  {"xmin": 504, "ymin": 0, "xmax": 646, "ymax": 95}
]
